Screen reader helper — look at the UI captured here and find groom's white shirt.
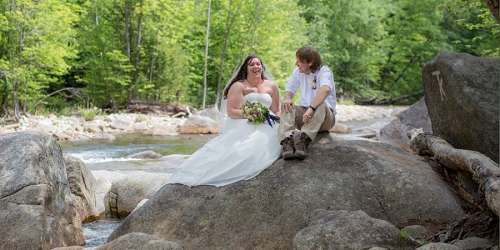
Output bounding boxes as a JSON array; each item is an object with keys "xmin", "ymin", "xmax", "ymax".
[{"xmin": 286, "ymin": 65, "xmax": 337, "ymax": 113}]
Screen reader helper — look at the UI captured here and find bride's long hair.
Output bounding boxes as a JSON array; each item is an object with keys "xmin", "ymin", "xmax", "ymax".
[{"xmin": 223, "ymin": 55, "xmax": 267, "ymax": 99}]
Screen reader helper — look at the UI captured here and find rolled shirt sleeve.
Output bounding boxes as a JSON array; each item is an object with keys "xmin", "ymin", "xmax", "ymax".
[{"xmin": 317, "ymin": 67, "xmax": 333, "ymax": 90}]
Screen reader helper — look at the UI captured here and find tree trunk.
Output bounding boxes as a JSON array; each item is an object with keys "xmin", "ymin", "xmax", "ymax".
[
  {"xmin": 94, "ymin": 0, "xmax": 99, "ymax": 25},
  {"xmin": 129, "ymin": 2, "xmax": 143, "ymax": 103},
  {"xmin": 484, "ymin": 0, "xmax": 499, "ymax": 22},
  {"xmin": 13, "ymin": 17, "xmax": 24, "ymax": 121},
  {"xmin": 410, "ymin": 133, "xmax": 500, "ymax": 217},
  {"xmin": 0, "ymin": 72, "xmax": 7, "ymax": 116},
  {"xmin": 124, "ymin": 0, "xmax": 132, "ymax": 61},
  {"xmin": 149, "ymin": 53, "xmax": 157, "ymax": 102},
  {"xmin": 202, "ymin": 0, "xmax": 212, "ymax": 109},
  {"xmin": 12, "ymin": 80, "xmax": 20, "ymax": 121},
  {"xmin": 215, "ymin": 0, "xmax": 236, "ymax": 110}
]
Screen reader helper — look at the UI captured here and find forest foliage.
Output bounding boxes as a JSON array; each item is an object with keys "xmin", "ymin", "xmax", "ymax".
[{"xmin": 0, "ymin": 0, "xmax": 498, "ymax": 117}]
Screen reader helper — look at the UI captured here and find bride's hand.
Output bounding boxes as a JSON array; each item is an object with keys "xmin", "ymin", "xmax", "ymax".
[{"xmin": 242, "ymin": 86, "xmax": 258, "ymax": 95}]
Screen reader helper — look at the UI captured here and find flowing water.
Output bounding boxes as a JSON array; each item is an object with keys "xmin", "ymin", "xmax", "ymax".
[{"xmin": 61, "ymin": 134, "xmax": 214, "ymax": 247}]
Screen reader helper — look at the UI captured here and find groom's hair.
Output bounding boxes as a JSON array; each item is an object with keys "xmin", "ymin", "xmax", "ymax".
[
  {"xmin": 296, "ymin": 47, "xmax": 322, "ymax": 72},
  {"xmin": 224, "ymin": 55, "xmax": 267, "ymax": 98}
]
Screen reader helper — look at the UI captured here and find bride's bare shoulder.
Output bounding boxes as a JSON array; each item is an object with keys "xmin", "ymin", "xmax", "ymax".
[
  {"xmin": 263, "ymin": 80, "xmax": 279, "ymax": 92},
  {"xmin": 227, "ymin": 81, "xmax": 244, "ymax": 95}
]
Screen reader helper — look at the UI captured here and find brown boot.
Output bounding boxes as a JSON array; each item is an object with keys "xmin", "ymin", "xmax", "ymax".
[
  {"xmin": 280, "ymin": 136, "xmax": 295, "ymax": 160},
  {"xmin": 293, "ymin": 132, "xmax": 311, "ymax": 160}
]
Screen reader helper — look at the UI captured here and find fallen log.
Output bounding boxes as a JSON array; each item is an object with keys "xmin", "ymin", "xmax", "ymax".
[
  {"xmin": 410, "ymin": 133, "xmax": 500, "ymax": 217},
  {"xmin": 127, "ymin": 102, "xmax": 189, "ymax": 117}
]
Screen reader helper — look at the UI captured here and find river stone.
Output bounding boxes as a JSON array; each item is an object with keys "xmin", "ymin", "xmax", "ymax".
[
  {"xmin": 422, "ymin": 52, "xmax": 499, "ymax": 162},
  {"xmin": 64, "ymin": 155, "xmax": 98, "ymax": 222},
  {"xmin": 51, "ymin": 247, "xmax": 84, "ymax": 250},
  {"xmin": 0, "ymin": 132, "xmax": 84, "ymax": 249},
  {"xmin": 92, "ymin": 171, "xmax": 114, "ymax": 216},
  {"xmin": 179, "ymin": 115, "xmax": 219, "ymax": 134},
  {"xmin": 104, "ymin": 172, "xmax": 169, "ymax": 218},
  {"xmin": 126, "ymin": 150, "xmax": 162, "ymax": 159},
  {"xmin": 380, "ymin": 98, "xmax": 432, "ymax": 147},
  {"xmin": 108, "ymin": 135, "xmax": 465, "ymax": 249},
  {"xmin": 416, "ymin": 242, "xmax": 460, "ymax": 250},
  {"xmin": 98, "ymin": 232, "xmax": 181, "ymax": 250},
  {"xmin": 293, "ymin": 209, "xmax": 410, "ymax": 250}
]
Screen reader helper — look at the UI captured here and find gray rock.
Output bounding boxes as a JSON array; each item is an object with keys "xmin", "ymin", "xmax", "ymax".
[
  {"xmin": 51, "ymin": 247, "xmax": 84, "ymax": 250},
  {"xmin": 416, "ymin": 242, "xmax": 460, "ymax": 250},
  {"xmin": 368, "ymin": 248, "xmax": 389, "ymax": 250},
  {"xmin": 97, "ymin": 232, "xmax": 181, "ymax": 250},
  {"xmin": 0, "ymin": 132, "xmax": 84, "ymax": 249},
  {"xmin": 293, "ymin": 209, "xmax": 409, "ymax": 250},
  {"xmin": 64, "ymin": 155, "xmax": 98, "ymax": 222},
  {"xmin": 179, "ymin": 115, "xmax": 219, "ymax": 134},
  {"xmin": 422, "ymin": 52, "xmax": 499, "ymax": 162},
  {"xmin": 109, "ymin": 135, "xmax": 465, "ymax": 249},
  {"xmin": 380, "ymin": 98, "xmax": 432, "ymax": 146},
  {"xmin": 452, "ymin": 237, "xmax": 493, "ymax": 250},
  {"xmin": 104, "ymin": 173, "xmax": 169, "ymax": 218},
  {"xmin": 127, "ymin": 150, "xmax": 162, "ymax": 159}
]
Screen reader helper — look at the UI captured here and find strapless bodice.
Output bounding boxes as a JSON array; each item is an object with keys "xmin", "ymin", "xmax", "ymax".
[{"xmin": 243, "ymin": 92, "xmax": 272, "ymax": 108}]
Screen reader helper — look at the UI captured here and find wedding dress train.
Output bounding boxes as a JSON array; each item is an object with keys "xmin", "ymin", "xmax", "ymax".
[{"xmin": 168, "ymin": 92, "xmax": 281, "ymax": 187}]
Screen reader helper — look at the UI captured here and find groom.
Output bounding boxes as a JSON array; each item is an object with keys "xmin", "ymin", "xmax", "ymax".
[{"xmin": 279, "ymin": 46, "xmax": 336, "ymax": 160}]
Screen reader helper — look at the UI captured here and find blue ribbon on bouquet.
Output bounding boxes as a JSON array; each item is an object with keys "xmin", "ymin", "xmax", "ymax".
[{"xmin": 265, "ymin": 114, "xmax": 280, "ymax": 127}]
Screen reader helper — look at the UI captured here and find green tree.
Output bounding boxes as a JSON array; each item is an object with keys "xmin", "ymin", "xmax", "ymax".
[{"xmin": 0, "ymin": 0, "xmax": 78, "ymax": 119}]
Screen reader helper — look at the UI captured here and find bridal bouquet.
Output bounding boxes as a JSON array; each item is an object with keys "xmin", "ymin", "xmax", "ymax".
[{"xmin": 241, "ymin": 101, "xmax": 279, "ymax": 126}]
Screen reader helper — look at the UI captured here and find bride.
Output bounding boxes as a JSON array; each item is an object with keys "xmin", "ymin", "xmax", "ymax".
[{"xmin": 168, "ymin": 55, "xmax": 281, "ymax": 187}]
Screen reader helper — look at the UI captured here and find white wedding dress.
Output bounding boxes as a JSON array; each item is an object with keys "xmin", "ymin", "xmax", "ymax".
[{"xmin": 168, "ymin": 92, "xmax": 281, "ymax": 187}]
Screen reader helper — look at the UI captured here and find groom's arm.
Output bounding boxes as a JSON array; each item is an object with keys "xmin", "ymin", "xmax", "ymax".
[
  {"xmin": 303, "ymin": 86, "xmax": 330, "ymax": 123},
  {"xmin": 310, "ymin": 86, "xmax": 330, "ymax": 109},
  {"xmin": 303, "ymin": 68, "xmax": 333, "ymax": 123},
  {"xmin": 284, "ymin": 69, "xmax": 300, "ymax": 113}
]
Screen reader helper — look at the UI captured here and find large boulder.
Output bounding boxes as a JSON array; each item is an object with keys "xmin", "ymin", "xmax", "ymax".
[
  {"xmin": 97, "ymin": 232, "xmax": 182, "ymax": 250},
  {"xmin": 64, "ymin": 155, "xmax": 98, "ymax": 222},
  {"xmin": 179, "ymin": 115, "xmax": 219, "ymax": 134},
  {"xmin": 109, "ymin": 135, "xmax": 465, "ymax": 249},
  {"xmin": 293, "ymin": 209, "xmax": 410, "ymax": 250},
  {"xmin": 104, "ymin": 171, "xmax": 170, "ymax": 218},
  {"xmin": 380, "ymin": 98, "xmax": 432, "ymax": 147},
  {"xmin": 422, "ymin": 52, "xmax": 499, "ymax": 162},
  {"xmin": 0, "ymin": 132, "xmax": 84, "ymax": 249}
]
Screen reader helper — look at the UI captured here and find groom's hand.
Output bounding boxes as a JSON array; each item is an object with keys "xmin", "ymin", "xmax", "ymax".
[
  {"xmin": 283, "ymin": 98, "xmax": 294, "ymax": 113},
  {"xmin": 303, "ymin": 107, "xmax": 314, "ymax": 123}
]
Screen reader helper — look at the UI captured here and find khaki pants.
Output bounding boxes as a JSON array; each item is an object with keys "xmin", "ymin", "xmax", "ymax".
[{"xmin": 278, "ymin": 102, "xmax": 336, "ymax": 142}]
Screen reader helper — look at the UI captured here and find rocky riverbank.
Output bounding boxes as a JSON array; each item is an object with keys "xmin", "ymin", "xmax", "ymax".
[{"xmin": 0, "ymin": 104, "xmax": 407, "ymax": 142}]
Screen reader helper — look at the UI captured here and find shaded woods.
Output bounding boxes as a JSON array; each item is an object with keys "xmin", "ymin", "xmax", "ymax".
[{"xmin": 0, "ymin": 0, "xmax": 498, "ymax": 120}]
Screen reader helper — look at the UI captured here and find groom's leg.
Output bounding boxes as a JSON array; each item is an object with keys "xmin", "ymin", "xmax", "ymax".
[
  {"xmin": 300, "ymin": 102, "xmax": 330, "ymax": 141},
  {"xmin": 278, "ymin": 105, "xmax": 305, "ymax": 141},
  {"xmin": 318, "ymin": 106, "xmax": 336, "ymax": 133}
]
